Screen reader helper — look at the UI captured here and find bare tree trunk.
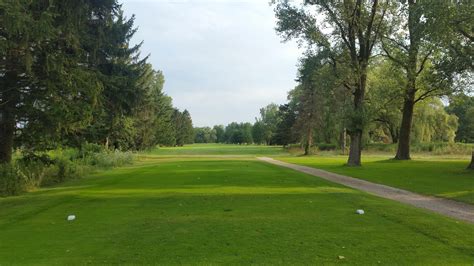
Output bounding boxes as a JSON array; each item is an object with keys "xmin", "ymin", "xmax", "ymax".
[
  {"xmin": 339, "ymin": 128, "xmax": 346, "ymax": 154},
  {"xmin": 395, "ymin": 89, "xmax": 415, "ymax": 160},
  {"xmin": 0, "ymin": 112, "xmax": 15, "ymax": 164},
  {"xmin": 348, "ymin": 131, "xmax": 362, "ymax": 166},
  {"xmin": 468, "ymin": 151, "xmax": 474, "ymax": 170},
  {"xmin": 388, "ymin": 124, "xmax": 399, "ymax": 144},
  {"xmin": 347, "ymin": 68, "xmax": 367, "ymax": 166},
  {"xmin": 304, "ymin": 126, "xmax": 313, "ymax": 155},
  {"xmin": 0, "ymin": 57, "xmax": 19, "ymax": 164}
]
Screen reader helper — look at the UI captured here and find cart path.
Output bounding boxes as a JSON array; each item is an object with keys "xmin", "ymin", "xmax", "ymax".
[{"xmin": 258, "ymin": 157, "xmax": 474, "ymax": 224}]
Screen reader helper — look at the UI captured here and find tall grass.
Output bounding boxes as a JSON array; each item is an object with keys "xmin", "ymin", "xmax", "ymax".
[{"xmin": 0, "ymin": 144, "xmax": 135, "ymax": 196}]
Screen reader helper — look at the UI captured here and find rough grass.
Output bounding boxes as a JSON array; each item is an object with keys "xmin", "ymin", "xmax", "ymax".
[
  {"xmin": 279, "ymin": 155, "xmax": 474, "ymax": 204},
  {"xmin": 1, "ymin": 157, "xmax": 473, "ymax": 264}
]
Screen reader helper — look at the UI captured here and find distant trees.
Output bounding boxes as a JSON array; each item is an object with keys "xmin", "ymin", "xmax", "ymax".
[
  {"xmin": 213, "ymin": 125, "xmax": 226, "ymax": 143},
  {"xmin": 194, "ymin": 127, "xmax": 217, "ymax": 143},
  {"xmin": 272, "ymin": 104, "xmax": 297, "ymax": 146},
  {"xmin": 224, "ymin": 122, "xmax": 253, "ymax": 144}
]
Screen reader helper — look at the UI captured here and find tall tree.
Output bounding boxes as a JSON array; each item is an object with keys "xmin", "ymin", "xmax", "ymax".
[
  {"xmin": 382, "ymin": 1, "xmax": 443, "ymax": 159},
  {"xmin": 273, "ymin": 103, "xmax": 297, "ymax": 146},
  {"xmin": 173, "ymin": 109, "xmax": 193, "ymax": 146},
  {"xmin": 0, "ymin": 0, "xmax": 109, "ymax": 163},
  {"xmin": 274, "ymin": 0, "xmax": 389, "ymax": 165},
  {"xmin": 256, "ymin": 103, "xmax": 280, "ymax": 145}
]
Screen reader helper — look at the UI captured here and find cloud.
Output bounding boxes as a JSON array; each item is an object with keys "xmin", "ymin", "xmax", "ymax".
[{"xmin": 121, "ymin": 0, "xmax": 301, "ymax": 126}]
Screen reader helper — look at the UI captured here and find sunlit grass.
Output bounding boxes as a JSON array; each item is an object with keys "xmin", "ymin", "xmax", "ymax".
[
  {"xmin": 1, "ymin": 157, "xmax": 473, "ymax": 264},
  {"xmin": 148, "ymin": 143, "xmax": 287, "ymax": 156}
]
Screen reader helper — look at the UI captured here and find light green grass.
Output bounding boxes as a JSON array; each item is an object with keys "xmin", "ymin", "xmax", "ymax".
[
  {"xmin": 280, "ymin": 155, "xmax": 474, "ymax": 204},
  {"xmin": 149, "ymin": 143, "xmax": 287, "ymax": 156},
  {"xmin": 1, "ymin": 156, "xmax": 473, "ymax": 264}
]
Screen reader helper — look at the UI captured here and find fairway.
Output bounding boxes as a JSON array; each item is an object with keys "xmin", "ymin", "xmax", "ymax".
[
  {"xmin": 149, "ymin": 143, "xmax": 287, "ymax": 156},
  {"xmin": 1, "ymin": 152, "xmax": 474, "ymax": 264}
]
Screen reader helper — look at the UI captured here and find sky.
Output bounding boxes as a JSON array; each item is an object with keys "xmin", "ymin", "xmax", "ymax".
[{"xmin": 121, "ymin": 0, "xmax": 302, "ymax": 127}]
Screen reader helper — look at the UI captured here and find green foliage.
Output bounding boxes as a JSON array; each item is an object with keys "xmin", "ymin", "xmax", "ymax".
[
  {"xmin": 173, "ymin": 109, "xmax": 194, "ymax": 146},
  {"xmin": 194, "ymin": 127, "xmax": 217, "ymax": 143},
  {"xmin": 256, "ymin": 103, "xmax": 280, "ymax": 144},
  {"xmin": 0, "ymin": 1, "xmax": 190, "ymax": 164},
  {"xmin": 213, "ymin": 125, "xmax": 226, "ymax": 143},
  {"xmin": 0, "ymin": 163, "xmax": 24, "ymax": 196},
  {"xmin": 251, "ymin": 121, "xmax": 266, "ymax": 144},
  {"xmin": 412, "ymin": 98, "xmax": 459, "ymax": 143},
  {"xmin": 224, "ymin": 122, "xmax": 253, "ymax": 144},
  {"xmin": 446, "ymin": 93, "xmax": 474, "ymax": 143},
  {"xmin": 0, "ymin": 147, "xmax": 134, "ymax": 196},
  {"xmin": 317, "ymin": 143, "xmax": 337, "ymax": 151}
]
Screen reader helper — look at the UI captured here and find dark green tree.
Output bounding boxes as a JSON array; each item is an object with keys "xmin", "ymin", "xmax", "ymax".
[
  {"xmin": 252, "ymin": 121, "xmax": 266, "ymax": 145},
  {"xmin": 213, "ymin": 125, "xmax": 226, "ymax": 143},
  {"xmin": 273, "ymin": 104, "xmax": 297, "ymax": 146},
  {"xmin": 173, "ymin": 109, "xmax": 194, "ymax": 146}
]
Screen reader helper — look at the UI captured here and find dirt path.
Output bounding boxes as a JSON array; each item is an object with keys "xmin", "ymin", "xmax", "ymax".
[{"xmin": 258, "ymin": 157, "xmax": 474, "ymax": 224}]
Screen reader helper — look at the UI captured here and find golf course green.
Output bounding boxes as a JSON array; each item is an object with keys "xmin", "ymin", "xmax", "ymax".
[{"xmin": 1, "ymin": 145, "xmax": 473, "ymax": 264}]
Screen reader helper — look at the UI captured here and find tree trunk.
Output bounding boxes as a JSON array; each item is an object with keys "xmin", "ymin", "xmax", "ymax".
[
  {"xmin": 468, "ymin": 151, "xmax": 474, "ymax": 170},
  {"xmin": 347, "ymin": 67, "xmax": 367, "ymax": 166},
  {"xmin": 0, "ymin": 112, "xmax": 15, "ymax": 164},
  {"xmin": 388, "ymin": 124, "xmax": 399, "ymax": 144},
  {"xmin": 304, "ymin": 126, "xmax": 313, "ymax": 155},
  {"xmin": 347, "ymin": 131, "xmax": 362, "ymax": 166},
  {"xmin": 395, "ymin": 89, "xmax": 416, "ymax": 160},
  {"xmin": 0, "ymin": 55, "xmax": 19, "ymax": 164},
  {"xmin": 339, "ymin": 128, "xmax": 346, "ymax": 154}
]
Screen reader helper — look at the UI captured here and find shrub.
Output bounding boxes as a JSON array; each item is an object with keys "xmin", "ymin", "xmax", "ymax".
[
  {"xmin": 317, "ymin": 143, "xmax": 337, "ymax": 151},
  {"xmin": 0, "ymin": 163, "xmax": 25, "ymax": 196},
  {"xmin": 1, "ymin": 146, "xmax": 135, "ymax": 197},
  {"xmin": 78, "ymin": 142, "xmax": 105, "ymax": 159},
  {"xmin": 87, "ymin": 150, "xmax": 134, "ymax": 168}
]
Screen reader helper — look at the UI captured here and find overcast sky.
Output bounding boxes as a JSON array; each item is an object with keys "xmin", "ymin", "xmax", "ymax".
[{"xmin": 121, "ymin": 0, "xmax": 301, "ymax": 127}]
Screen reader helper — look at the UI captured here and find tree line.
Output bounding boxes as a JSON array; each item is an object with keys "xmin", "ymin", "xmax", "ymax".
[
  {"xmin": 0, "ymin": 1, "xmax": 195, "ymax": 164},
  {"xmin": 269, "ymin": 0, "xmax": 473, "ymax": 167}
]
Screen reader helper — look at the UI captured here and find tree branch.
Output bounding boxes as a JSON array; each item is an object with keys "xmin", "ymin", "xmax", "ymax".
[{"xmin": 416, "ymin": 49, "xmax": 432, "ymax": 75}]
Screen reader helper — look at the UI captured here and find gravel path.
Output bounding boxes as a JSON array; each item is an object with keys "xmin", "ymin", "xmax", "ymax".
[{"xmin": 258, "ymin": 157, "xmax": 474, "ymax": 224}]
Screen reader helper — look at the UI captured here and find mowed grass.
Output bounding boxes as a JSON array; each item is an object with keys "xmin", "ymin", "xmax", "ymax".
[
  {"xmin": 148, "ymin": 143, "xmax": 287, "ymax": 156},
  {"xmin": 280, "ymin": 155, "xmax": 474, "ymax": 204},
  {"xmin": 1, "ymin": 156, "xmax": 474, "ymax": 264}
]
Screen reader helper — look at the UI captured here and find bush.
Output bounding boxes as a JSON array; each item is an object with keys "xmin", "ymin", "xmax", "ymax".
[
  {"xmin": 78, "ymin": 143, "xmax": 104, "ymax": 159},
  {"xmin": 1, "ymin": 147, "xmax": 135, "ymax": 197},
  {"xmin": 317, "ymin": 143, "xmax": 337, "ymax": 151},
  {"xmin": 0, "ymin": 163, "xmax": 25, "ymax": 196}
]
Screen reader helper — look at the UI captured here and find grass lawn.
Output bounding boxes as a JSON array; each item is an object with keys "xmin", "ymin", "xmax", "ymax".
[
  {"xmin": 148, "ymin": 143, "xmax": 287, "ymax": 156},
  {"xmin": 1, "ymin": 153, "xmax": 474, "ymax": 264},
  {"xmin": 279, "ymin": 155, "xmax": 474, "ymax": 205}
]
